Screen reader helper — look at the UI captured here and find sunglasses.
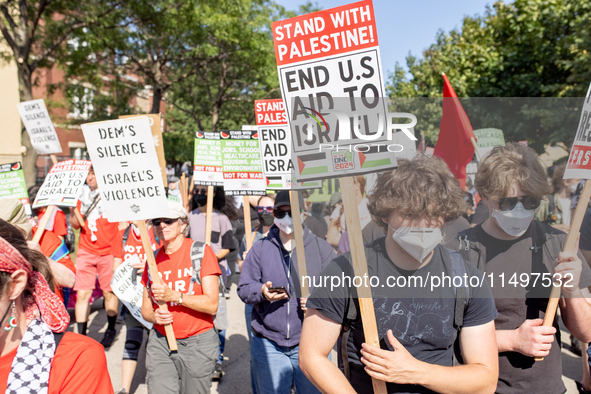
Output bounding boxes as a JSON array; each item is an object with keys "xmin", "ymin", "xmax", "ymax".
[
  {"xmin": 274, "ymin": 209, "xmax": 292, "ymax": 219},
  {"xmin": 496, "ymin": 195, "xmax": 541, "ymax": 211},
  {"xmin": 152, "ymin": 218, "xmax": 178, "ymax": 226},
  {"xmin": 256, "ymin": 206, "xmax": 274, "ymax": 214}
]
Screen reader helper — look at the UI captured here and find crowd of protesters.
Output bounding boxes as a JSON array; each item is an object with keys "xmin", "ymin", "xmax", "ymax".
[{"xmin": 2, "ymin": 142, "xmax": 591, "ymax": 393}]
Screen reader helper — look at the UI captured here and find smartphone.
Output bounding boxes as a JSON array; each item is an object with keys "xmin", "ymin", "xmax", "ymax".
[{"xmin": 269, "ymin": 286, "xmax": 290, "ymax": 299}]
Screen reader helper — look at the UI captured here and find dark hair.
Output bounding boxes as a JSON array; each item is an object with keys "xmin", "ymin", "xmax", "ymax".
[
  {"xmin": 0, "ymin": 219, "xmax": 56, "ymax": 297},
  {"xmin": 551, "ymin": 164, "xmax": 566, "ymax": 194}
]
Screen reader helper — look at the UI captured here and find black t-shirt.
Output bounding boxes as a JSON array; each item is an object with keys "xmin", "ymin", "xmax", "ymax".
[
  {"xmin": 307, "ymin": 239, "xmax": 497, "ymax": 394},
  {"xmin": 459, "ymin": 221, "xmax": 591, "ymax": 394},
  {"xmin": 580, "ymin": 208, "xmax": 591, "ymax": 252}
]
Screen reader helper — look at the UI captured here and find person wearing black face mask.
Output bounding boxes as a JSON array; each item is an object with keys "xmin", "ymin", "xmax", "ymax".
[{"xmin": 188, "ymin": 186, "xmax": 238, "ymax": 381}]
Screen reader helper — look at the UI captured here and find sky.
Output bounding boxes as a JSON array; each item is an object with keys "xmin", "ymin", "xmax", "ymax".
[{"xmin": 275, "ymin": 0, "xmax": 498, "ymax": 77}]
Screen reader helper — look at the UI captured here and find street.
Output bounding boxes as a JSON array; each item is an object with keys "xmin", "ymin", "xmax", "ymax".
[{"xmin": 73, "ymin": 279, "xmax": 585, "ymax": 394}]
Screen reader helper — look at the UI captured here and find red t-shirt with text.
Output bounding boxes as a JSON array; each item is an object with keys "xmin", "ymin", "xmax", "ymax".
[
  {"xmin": 141, "ymin": 238, "xmax": 221, "ymax": 339},
  {"xmin": 0, "ymin": 332, "xmax": 113, "ymax": 394},
  {"xmin": 110, "ymin": 226, "xmax": 161, "ymax": 262},
  {"xmin": 76, "ymin": 200, "xmax": 119, "ymax": 256}
]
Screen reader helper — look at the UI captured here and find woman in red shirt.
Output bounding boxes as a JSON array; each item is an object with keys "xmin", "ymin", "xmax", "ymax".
[
  {"xmin": 0, "ymin": 220, "xmax": 113, "ymax": 394},
  {"xmin": 141, "ymin": 201, "xmax": 221, "ymax": 394}
]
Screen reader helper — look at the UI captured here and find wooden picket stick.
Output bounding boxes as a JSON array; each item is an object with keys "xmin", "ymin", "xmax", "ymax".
[
  {"xmin": 536, "ymin": 181, "xmax": 591, "ymax": 361},
  {"xmin": 179, "ymin": 173, "xmax": 187, "ymax": 210},
  {"xmin": 137, "ymin": 220, "xmax": 178, "ymax": 351},
  {"xmin": 470, "ymin": 137, "xmax": 482, "ymax": 162},
  {"xmin": 32, "ymin": 205, "xmax": 55, "ymax": 243},
  {"xmin": 204, "ymin": 185, "xmax": 214, "ymax": 245},
  {"xmin": 340, "ymin": 177, "xmax": 387, "ymax": 394},
  {"xmin": 290, "ymin": 190, "xmax": 309, "ymax": 297},
  {"xmin": 244, "ymin": 196, "xmax": 253, "ymax": 250}
]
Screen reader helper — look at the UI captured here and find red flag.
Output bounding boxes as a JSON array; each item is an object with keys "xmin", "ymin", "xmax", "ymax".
[{"xmin": 433, "ymin": 73, "xmax": 476, "ymax": 190}]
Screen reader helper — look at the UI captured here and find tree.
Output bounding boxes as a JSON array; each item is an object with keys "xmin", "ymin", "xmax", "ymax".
[
  {"xmin": 0, "ymin": 0, "xmax": 118, "ymax": 185},
  {"xmin": 387, "ymin": 0, "xmax": 591, "ymax": 153}
]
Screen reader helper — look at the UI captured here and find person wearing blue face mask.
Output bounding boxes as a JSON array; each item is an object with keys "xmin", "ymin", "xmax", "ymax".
[
  {"xmin": 458, "ymin": 142, "xmax": 591, "ymax": 394},
  {"xmin": 299, "ymin": 156, "xmax": 499, "ymax": 394}
]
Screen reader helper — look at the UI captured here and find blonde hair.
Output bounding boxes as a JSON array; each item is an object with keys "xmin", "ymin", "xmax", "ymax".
[
  {"xmin": 475, "ymin": 143, "xmax": 551, "ymax": 200},
  {"xmin": 368, "ymin": 156, "xmax": 466, "ymax": 228}
]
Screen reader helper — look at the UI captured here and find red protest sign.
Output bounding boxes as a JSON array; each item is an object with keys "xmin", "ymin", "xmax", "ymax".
[
  {"xmin": 255, "ymin": 99, "xmax": 288, "ymax": 125},
  {"xmin": 272, "ymin": 0, "xmax": 377, "ymax": 66}
]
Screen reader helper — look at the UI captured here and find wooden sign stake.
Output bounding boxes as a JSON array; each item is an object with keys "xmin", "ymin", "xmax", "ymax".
[
  {"xmin": 244, "ymin": 196, "xmax": 253, "ymax": 250},
  {"xmin": 340, "ymin": 176, "xmax": 387, "ymax": 394},
  {"xmin": 137, "ymin": 220, "xmax": 178, "ymax": 351},
  {"xmin": 537, "ymin": 180, "xmax": 591, "ymax": 361},
  {"xmin": 32, "ymin": 205, "xmax": 55, "ymax": 244},
  {"xmin": 180, "ymin": 174, "xmax": 187, "ymax": 210},
  {"xmin": 289, "ymin": 190, "xmax": 309, "ymax": 297},
  {"xmin": 204, "ymin": 185, "xmax": 214, "ymax": 245}
]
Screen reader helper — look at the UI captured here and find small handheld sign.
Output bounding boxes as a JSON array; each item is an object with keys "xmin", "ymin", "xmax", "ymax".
[
  {"xmin": 82, "ymin": 116, "xmax": 176, "ymax": 350},
  {"xmin": 194, "ymin": 132, "xmax": 224, "ymax": 186},
  {"xmin": 538, "ymin": 83, "xmax": 591, "ymax": 361},
  {"xmin": 0, "ymin": 162, "xmax": 31, "ymax": 216},
  {"xmin": 17, "ymin": 99, "xmax": 62, "ymax": 154},
  {"xmin": 32, "ymin": 160, "xmax": 92, "ymax": 209},
  {"xmin": 111, "ymin": 254, "xmax": 153, "ymax": 329}
]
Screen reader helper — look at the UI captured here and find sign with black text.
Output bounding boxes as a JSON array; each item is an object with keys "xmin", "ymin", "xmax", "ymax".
[
  {"xmin": 194, "ymin": 132, "xmax": 224, "ymax": 186},
  {"xmin": 18, "ymin": 99, "xmax": 62, "ymax": 154},
  {"xmin": 32, "ymin": 160, "xmax": 92, "ymax": 208},
  {"xmin": 111, "ymin": 254, "xmax": 153, "ymax": 329},
  {"xmin": 81, "ymin": 117, "xmax": 171, "ymax": 221},
  {"xmin": 272, "ymin": 0, "xmax": 402, "ymax": 181},
  {"xmin": 565, "ymin": 84, "xmax": 591, "ymax": 179},
  {"xmin": 221, "ymin": 129, "xmax": 266, "ymax": 196}
]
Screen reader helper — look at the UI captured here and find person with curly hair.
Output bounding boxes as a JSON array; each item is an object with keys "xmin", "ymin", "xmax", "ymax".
[{"xmin": 299, "ymin": 156, "xmax": 499, "ymax": 394}]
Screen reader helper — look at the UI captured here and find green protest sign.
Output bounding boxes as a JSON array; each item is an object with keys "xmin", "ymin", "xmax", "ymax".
[
  {"xmin": 474, "ymin": 128, "xmax": 505, "ymax": 155},
  {"xmin": 0, "ymin": 162, "xmax": 31, "ymax": 215}
]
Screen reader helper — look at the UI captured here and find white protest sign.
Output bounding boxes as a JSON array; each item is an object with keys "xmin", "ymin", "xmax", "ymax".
[
  {"xmin": 33, "ymin": 160, "xmax": 92, "ymax": 208},
  {"xmin": 81, "ymin": 117, "xmax": 171, "ymax": 222},
  {"xmin": 111, "ymin": 254, "xmax": 153, "ymax": 329},
  {"xmin": 221, "ymin": 129, "xmax": 266, "ymax": 196},
  {"xmin": 473, "ymin": 128, "xmax": 505, "ymax": 157},
  {"xmin": 273, "ymin": 0, "xmax": 405, "ymax": 182},
  {"xmin": 565, "ymin": 84, "xmax": 591, "ymax": 179},
  {"xmin": 194, "ymin": 132, "xmax": 224, "ymax": 186},
  {"xmin": 17, "ymin": 99, "xmax": 62, "ymax": 154}
]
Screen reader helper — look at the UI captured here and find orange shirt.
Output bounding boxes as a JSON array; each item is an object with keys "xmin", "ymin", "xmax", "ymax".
[
  {"xmin": 31, "ymin": 226, "xmax": 76, "ymax": 302},
  {"xmin": 141, "ymin": 237, "xmax": 221, "ymax": 339},
  {"xmin": 76, "ymin": 200, "xmax": 119, "ymax": 256},
  {"xmin": 37, "ymin": 208, "xmax": 68, "ymax": 237},
  {"xmin": 110, "ymin": 226, "xmax": 161, "ymax": 261},
  {"xmin": 0, "ymin": 332, "xmax": 113, "ymax": 394}
]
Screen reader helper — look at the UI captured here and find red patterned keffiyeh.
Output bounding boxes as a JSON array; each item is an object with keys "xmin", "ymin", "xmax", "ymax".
[{"xmin": 0, "ymin": 236, "xmax": 69, "ymax": 332}]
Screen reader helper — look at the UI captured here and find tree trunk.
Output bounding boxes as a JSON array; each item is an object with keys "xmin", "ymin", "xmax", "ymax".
[
  {"xmin": 211, "ymin": 105, "xmax": 219, "ymax": 132},
  {"xmin": 18, "ymin": 64, "xmax": 38, "ymax": 188},
  {"xmin": 150, "ymin": 86, "xmax": 163, "ymax": 114}
]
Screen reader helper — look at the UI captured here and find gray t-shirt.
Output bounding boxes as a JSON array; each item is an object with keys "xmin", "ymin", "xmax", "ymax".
[
  {"xmin": 189, "ymin": 208, "xmax": 237, "ymax": 283},
  {"xmin": 459, "ymin": 221, "xmax": 591, "ymax": 394},
  {"xmin": 308, "ymin": 240, "xmax": 497, "ymax": 394}
]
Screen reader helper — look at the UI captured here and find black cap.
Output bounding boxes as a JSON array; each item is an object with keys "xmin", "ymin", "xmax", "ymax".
[{"xmin": 274, "ymin": 191, "xmax": 291, "ymax": 209}]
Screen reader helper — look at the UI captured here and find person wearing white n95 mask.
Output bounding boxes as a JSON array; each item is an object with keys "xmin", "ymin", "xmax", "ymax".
[{"xmin": 491, "ymin": 202, "xmax": 535, "ymax": 237}]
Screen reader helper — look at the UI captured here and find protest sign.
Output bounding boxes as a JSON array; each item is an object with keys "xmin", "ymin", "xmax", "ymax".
[
  {"xmin": 194, "ymin": 132, "xmax": 224, "ymax": 186},
  {"xmin": 120, "ymin": 114, "xmax": 167, "ymax": 187},
  {"xmin": 32, "ymin": 160, "xmax": 92, "ymax": 208},
  {"xmin": 272, "ymin": 0, "xmax": 411, "ymax": 184},
  {"xmin": 473, "ymin": 128, "xmax": 505, "ymax": 157},
  {"xmin": 255, "ymin": 99, "xmax": 322, "ymax": 190},
  {"xmin": 221, "ymin": 129, "xmax": 266, "ymax": 196},
  {"xmin": 17, "ymin": 99, "xmax": 62, "ymax": 154},
  {"xmin": 0, "ymin": 162, "xmax": 30, "ymax": 215},
  {"xmin": 81, "ymin": 117, "xmax": 171, "ymax": 222},
  {"xmin": 111, "ymin": 254, "xmax": 153, "ymax": 329},
  {"xmin": 539, "ymin": 84, "xmax": 591, "ymax": 361}
]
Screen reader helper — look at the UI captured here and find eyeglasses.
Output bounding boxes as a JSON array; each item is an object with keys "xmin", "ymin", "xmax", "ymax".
[
  {"xmin": 256, "ymin": 206, "xmax": 274, "ymax": 214},
  {"xmin": 274, "ymin": 209, "xmax": 292, "ymax": 219},
  {"xmin": 496, "ymin": 195, "xmax": 541, "ymax": 211},
  {"xmin": 152, "ymin": 218, "xmax": 178, "ymax": 226}
]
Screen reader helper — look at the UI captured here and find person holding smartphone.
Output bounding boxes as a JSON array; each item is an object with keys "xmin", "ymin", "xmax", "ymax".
[{"xmin": 238, "ymin": 191, "xmax": 336, "ymax": 394}]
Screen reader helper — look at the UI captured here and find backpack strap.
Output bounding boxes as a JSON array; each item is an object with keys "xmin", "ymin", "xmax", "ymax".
[
  {"xmin": 122, "ymin": 225, "xmax": 131, "ymax": 251},
  {"xmin": 458, "ymin": 229, "xmax": 484, "ymax": 271},
  {"xmin": 445, "ymin": 248, "xmax": 471, "ymax": 328},
  {"xmin": 339, "ymin": 289, "xmax": 358, "ymax": 380}
]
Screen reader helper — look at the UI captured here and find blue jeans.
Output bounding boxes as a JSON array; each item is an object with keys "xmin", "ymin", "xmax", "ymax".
[
  {"xmin": 250, "ymin": 334, "xmax": 320, "ymax": 394},
  {"xmin": 245, "ymin": 303, "xmax": 253, "ymax": 339},
  {"xmin": 217, "ymin": 329, "xmax": 225, "ymax": 365}
]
